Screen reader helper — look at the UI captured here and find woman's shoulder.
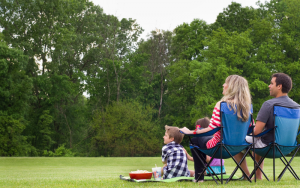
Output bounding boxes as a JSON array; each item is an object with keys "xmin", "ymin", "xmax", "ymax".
[{"xmin": 214, "ymin": 101, "xmax": 222, "ymax": 109}]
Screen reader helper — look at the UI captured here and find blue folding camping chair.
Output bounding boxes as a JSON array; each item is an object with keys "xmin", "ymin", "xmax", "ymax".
[
  {"xmin": 181, "ymin": 102, "xmax": 254, "ymax": 184},
  {"xmin": 248, "ymin": 105, "xmax": 300, "ymax": 182}
]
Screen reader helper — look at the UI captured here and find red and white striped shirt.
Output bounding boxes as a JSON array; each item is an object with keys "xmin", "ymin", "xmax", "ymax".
[{"xmin": 206, "ymin": 106, "xmax": 221, "ymax": 149}]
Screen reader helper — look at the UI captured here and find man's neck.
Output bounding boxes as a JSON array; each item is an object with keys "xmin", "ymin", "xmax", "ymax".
[{"xmin": 275, "ymin": 93, "xmax": 288, "ymax": 98}]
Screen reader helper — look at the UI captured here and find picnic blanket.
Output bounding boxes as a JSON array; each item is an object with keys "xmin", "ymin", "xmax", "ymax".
[{"xmin": 120, "ymin": 174, "xmax": 243, "ymax": 183}]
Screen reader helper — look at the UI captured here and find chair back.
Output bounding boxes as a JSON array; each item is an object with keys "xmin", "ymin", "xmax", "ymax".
[
  {"xmin": 274, "ymin": 106, "xmax": 300, "ymax": 146},
  {"xmin": 220, "ymin": 102, "xmax": 252, "ymax": 146}
]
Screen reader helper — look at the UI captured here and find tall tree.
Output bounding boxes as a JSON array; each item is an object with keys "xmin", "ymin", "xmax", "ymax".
[
  {"xmin": 137, "ymin": 30, "xmax": 172, "ymax": 118},
  {"xmin": 164, "ymin": 19, "xmax": 210, "ymax": 128},
  {"xmin": 0, "ymin": 38, "xmax": 32, "ymax": 118},
  {"xmin": 85, "ymin": 15, "xmax": 143, "ymax": 110},
  {"xmin": 0, "ymin": 38, "xmax": 34, "ymax": 156},
  {"xmin": 172, "ymin": 19, "xmax": 210, "ymax": 61},
  {"xmin": 164, "ymin": 59, "xmax": 197, "ymax": 129},
  {"xmin": 211, "ymin": 2, "xmax": 258, "ymax": 33},
  {"xmin": 0, "ymin": 0, "xmax": 108, "ymax": 151},
  {"xmin": 191, "ymin": 28, "xmax": 271, "ymax": 117}
]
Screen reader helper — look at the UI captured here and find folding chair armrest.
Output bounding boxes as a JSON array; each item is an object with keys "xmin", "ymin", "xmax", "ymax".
[
  {"xmin": 180, "ymin": 127, "xmax": 220, "ymax": 137},
  {"xmin": 247, "ymin": 126, "xmax": 254, "ymax": 135},
  {"xmin": 248, "ymin": 127, "xmax": 274, "ymax": 137}
]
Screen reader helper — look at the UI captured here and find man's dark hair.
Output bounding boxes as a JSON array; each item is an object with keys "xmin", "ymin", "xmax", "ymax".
[{"xmin": 272, "ymin": 73, "xmax": 292, "ymax": 93}]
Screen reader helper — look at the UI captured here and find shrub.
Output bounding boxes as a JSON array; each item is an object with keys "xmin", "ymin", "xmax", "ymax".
[{"xmin": 90, "ymin": 100, "xmax": 163, "ymax": 157}]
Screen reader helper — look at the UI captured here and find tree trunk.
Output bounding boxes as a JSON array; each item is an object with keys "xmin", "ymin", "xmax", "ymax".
[
  {"xmin": 158, "ymin": 72, "xmax": 164, "ymax": 118},
  {"xmin": 60, "ymin": 106, "xmax": 72, "ymax": 149}
]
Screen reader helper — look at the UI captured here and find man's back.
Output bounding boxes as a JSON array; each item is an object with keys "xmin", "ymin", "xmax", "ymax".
[{"xmin": 257, "ymin": 95, "xmax": 300, "ymax": 145}]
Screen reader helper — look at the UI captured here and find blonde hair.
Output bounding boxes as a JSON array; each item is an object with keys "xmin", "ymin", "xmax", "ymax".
[{"xmin": 221, "ymin": 75, "xmax": 251, "ymax": 121}]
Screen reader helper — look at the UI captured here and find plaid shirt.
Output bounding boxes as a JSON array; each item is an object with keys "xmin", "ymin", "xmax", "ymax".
[{"xmin": 162, "ymin": 141, "xmax": 190, "ymax": 179}]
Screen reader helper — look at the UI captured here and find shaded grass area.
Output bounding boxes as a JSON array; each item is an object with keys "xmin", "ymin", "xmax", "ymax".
[{"xmin": 1, "ymin": 157, "xmax": 300, "ymax": 187}]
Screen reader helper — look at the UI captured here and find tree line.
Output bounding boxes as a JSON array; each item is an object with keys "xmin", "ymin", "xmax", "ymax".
[{"xmin": 0, "ymin": 0, "xmax": 300, "ymax": 157}]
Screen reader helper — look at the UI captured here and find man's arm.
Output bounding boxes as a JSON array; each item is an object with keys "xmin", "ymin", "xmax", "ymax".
[
  {"xmin": 254, "ymin": 120, "xmax": 266, "ymax": 135},
  {"xmin": 254, "ymin": 101, "xmax": 271, "ymax": 136},
  {"xmin": 162, "ymin": 160, "xmax": 167, "ymax": 164}
]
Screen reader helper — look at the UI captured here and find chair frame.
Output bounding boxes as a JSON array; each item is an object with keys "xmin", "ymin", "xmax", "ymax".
[
  {"xmin": 249, "ymin": 105, "xmax": 300, "ymax": 182},
  {"xmin": 185, "ymin": 102, "xmax": 254, "ymax": 184}
]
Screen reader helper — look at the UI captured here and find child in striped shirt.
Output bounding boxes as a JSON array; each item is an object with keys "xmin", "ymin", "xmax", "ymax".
[{"xmin": 185, "ymin": 118, "xmax": 226, "ymax": 175}]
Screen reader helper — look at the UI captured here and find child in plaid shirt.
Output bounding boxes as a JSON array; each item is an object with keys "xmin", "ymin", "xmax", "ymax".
[{"xmin": 161, "ymin": 125, "xmax": 195, "ymax": 179}]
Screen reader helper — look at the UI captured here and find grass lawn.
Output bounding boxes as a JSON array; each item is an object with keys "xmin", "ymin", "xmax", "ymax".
[{"xmin": 1, "ymin": 157, "xmax": 300, "ymax": 187}]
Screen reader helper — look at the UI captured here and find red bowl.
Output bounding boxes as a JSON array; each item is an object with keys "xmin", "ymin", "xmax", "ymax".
[{"xmin": 129, "ymin": 172, "xmax": 153, "ymax": 180}]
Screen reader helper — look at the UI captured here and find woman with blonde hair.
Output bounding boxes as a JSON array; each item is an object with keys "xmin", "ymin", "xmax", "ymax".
[{"xmin": 180, "ymin": 75, "xmax": 252, "ymax": 182}]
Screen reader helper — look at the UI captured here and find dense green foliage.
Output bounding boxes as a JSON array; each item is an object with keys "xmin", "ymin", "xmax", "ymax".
[
  {"xmin": 0, "ymin": 0, "xmax": 300, "ymax": 156},
  {"xmin": 90, "ymin": 101, "xmax": 161, "ymax": 157}
]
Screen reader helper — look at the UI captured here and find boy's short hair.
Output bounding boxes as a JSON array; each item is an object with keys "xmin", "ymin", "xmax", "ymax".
[
  {"xmin": 195, "ymin": 117, "xmax": 210, "ymax": 128},
  {"xmin": 165, "ymin": 125, "xmax": 184, "ymax": 144}
]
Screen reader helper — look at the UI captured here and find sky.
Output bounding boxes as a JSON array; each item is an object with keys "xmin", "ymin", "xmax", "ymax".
[{"xmin": 91, "ymin": 0, "xmax": 269, "ymax": 40}]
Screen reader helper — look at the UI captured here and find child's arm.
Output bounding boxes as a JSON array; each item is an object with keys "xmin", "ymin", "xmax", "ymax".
[
  {"xmin": 162, "ymin": 146, "xmax": 168, "ymax": 164},
  {"xmin": 182, "ymin": 147, "xmax": 194, "ymax": 161}
]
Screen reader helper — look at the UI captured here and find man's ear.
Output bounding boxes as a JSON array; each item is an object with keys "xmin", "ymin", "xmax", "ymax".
[
  {"xmin": 170, "ymin": 137, "xmax": 174, "ymax": 141},
  {"xmin": 277, "ymin": 84, "xmax": 282, "ymax": 90}
]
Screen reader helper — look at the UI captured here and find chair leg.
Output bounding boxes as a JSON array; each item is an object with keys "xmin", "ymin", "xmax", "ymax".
[
  {"xmin": 226, "ymin": 149, "xmax": 250, "ymax": 183},
  {"xmin": 222, "ymin": 146, "xmax": 252, "ymax": 184},
  {"xmin": 248, "ymin": 152, "xmax": 267, "ymax": 180},
  {"xmin": 273, "ymin": 148, "xmax": 275, "ymax": 181},
  {"xmin": 249, "ymin": 147, "xmax": 271, "ymax": 181},
  {"xmin": 226, "ymin": 155, "xmax": 249, "ymax": 184},
  {"xmin": 192, "ymin": 147, "xmax": 219, "ymax": 184},
  {"xmin": 278, "ymin": 157, "xmax": 299, "ymax": 181},
  {"xmin": 277, "ymin": 146, "xmax": 300, "ymax": 181},
  {"xmin": 277, "ymin": 145, "xmax": 299, "ymax": 180},
  {"xmin": 201, "ymin": 148, "xmax": 222, "ymax": 183},
  {"xmin": 249, "ymin": 156, "xmax": 269, "ymax": 181},
  {"xmin": 220, "ymin": 143, "xmax": 223, "ymax": 184}
]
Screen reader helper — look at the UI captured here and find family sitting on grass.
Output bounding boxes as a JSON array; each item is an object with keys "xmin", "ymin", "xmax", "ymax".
[{"xmin": 161, "ymin": 73, "xmax": 299, "ymax": 182}]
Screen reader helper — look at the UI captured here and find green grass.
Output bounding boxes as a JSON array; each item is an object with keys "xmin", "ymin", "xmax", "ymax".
[{"xmin": 1, "ymin": 157, "xmax": 300, "ymax": 187}]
